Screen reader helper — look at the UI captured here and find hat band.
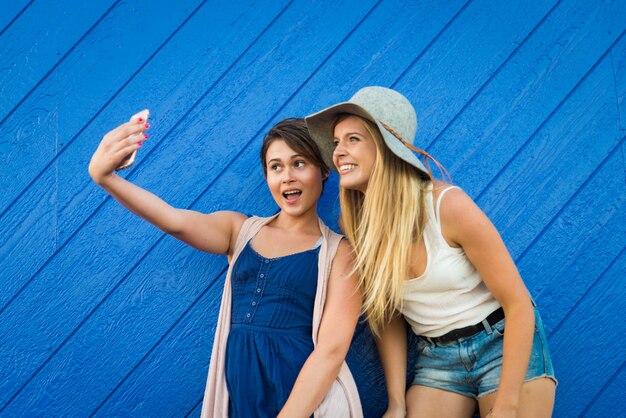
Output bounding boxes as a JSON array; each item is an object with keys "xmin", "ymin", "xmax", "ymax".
[{"xmin": 379, "ymin": 121, "xmax": 450, "ymax": 181}]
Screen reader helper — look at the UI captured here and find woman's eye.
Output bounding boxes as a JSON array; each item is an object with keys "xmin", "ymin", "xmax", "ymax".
[
  {"xmin": 270, "ymin": 164, "xmax": 280, "ymax": 171},
  {"xmin": 332, "ymin": 140, "xmax": 339, "ymax": 147},
  {"xmin": 349, "ymin": 136, "xmax": 360, "ymax": 142},
  {"xmin": 294, "ymin": 160, "xmax": 305, "ymax": 168}
]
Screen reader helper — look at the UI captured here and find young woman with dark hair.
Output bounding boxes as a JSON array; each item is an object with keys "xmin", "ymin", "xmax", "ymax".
[{"xmin": 88, "ymin": 116, "xmax": 363, "ymax": 417}]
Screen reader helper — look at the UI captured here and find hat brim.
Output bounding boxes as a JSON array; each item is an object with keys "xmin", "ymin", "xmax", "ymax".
[{"xmin": 305, "ymin": 103, "xmax": 428, "ymax": 175}]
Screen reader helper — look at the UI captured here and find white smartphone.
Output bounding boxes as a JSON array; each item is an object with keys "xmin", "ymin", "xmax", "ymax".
[{"xmin": 116, "ymin": 109, "xmax": 150, "ymax": 171}]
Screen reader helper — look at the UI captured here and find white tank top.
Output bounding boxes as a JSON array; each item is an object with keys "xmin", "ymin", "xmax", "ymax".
[{"xmin": 400, "ymin": 186, "xmax": 501, "ymax": 338}]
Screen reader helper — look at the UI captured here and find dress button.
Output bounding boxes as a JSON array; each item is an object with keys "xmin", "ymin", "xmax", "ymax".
[
  {"xmin": 256, "ymin": 288, "xmax": 261, "ymax": 293},
  {"xmin": 251, "ymin": 301, "xmax": 257, "ymax": 306},
  {"xmin": 264, "ymin": 259, "xmax": 269, "ymax": 264},
  {"xmin": 260, "ymin": 273, "xmax": 265, "ymax": 278},
  {"xmin": 246, "ymin": 313, "xmax": 251, "ymax": 318}
]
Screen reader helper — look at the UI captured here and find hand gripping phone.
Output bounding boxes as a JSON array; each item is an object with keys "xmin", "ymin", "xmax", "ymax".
[{"xmin": 116, "ymin": 109, "xmax": 150, "ymax": 171}]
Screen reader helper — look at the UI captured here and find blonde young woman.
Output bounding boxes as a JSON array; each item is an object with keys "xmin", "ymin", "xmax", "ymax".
[
  {"xmin": 88, "ymin": 117, "xmax": 362, "ymax": 417},
  {"xmin": 306, "ymin": 87, "xmax": 556, "ymax": 418}
]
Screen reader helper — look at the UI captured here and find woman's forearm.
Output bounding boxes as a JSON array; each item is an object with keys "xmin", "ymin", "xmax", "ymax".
[
  {"xmin": 95, "ymin": 173, "xmax": 183, "ymax": 234},
  {"xmin": 277, "ymin": 346, "xmax": 345, "ymax": 417},
  {"xmin": 376, "ymin": 315, "xmax": 408, "ymax": 411},
  {"xmin": 278, "ymin": 240, "xmax": 361, "ymax": 417},
  {"xmin": 496, "ymin": 301, "xmax": 535, "ymax": 409}
]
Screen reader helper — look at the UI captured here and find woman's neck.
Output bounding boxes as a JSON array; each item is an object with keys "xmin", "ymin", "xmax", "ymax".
[{"xmin": 271, "ymin": 207, "xmax": 321, "ymax": 236}]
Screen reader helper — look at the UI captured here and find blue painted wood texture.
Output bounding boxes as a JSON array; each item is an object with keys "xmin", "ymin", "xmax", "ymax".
[{"xmin": 0, "ymin": 1, "xmax": 624, "ymax": 417}]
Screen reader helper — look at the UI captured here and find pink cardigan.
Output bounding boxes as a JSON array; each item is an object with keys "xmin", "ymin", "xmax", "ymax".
[{"xmin": 201, "ymin": 215, "xmax": 362, "ymax": 417}]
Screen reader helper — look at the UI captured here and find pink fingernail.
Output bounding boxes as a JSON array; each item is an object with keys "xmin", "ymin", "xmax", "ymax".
[
  {"xmin": 144, "ymin": 123, "xmax": 150, "ymax": 129},
  {"xmin": 138, "ymin": 141, "xmax": 143, "ymax": 147},
  {"xmin": 138, "ymin": 117, "xmax": 144, "ymax": 123},
  {"xmin": 143, "ymin": 133, "xmax": 148, "ymax": 139}
]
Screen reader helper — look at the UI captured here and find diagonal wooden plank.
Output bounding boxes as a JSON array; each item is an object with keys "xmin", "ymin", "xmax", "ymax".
[
  {"xmin": 186, "ymin": 400, "xmax": 203, "ymax": 418},
  {"xmin": 548, "ymin": 244, "xmax": 626, "ymax": 416},
  {"xmin": 0, "ymin": 0, "xmax": 204, "ymax": 217},
  {"xmin": 0, "ymin": 0, "xmax": 118, "ymax": 121},
  {"xmin": 514, "ymin": 137, "xmax": 625, "ymax": 334},
  {"xmin": 476, "ymin": 57, "xmax": 621, "ymax": 259},
  {"xmin": 0, "ymin": 0, "xmax": 33, "ymax": 35},
  {"xmin": 611, "ymin": 33, "xmax": 626, "ymax": 182},
  {"xmin": 581, "ymin": 360, "xmax": 626, "ymax": 417},
  {"xmin": 419, "ymin": 0, "xmax": 626, "ymax": 198},
  {"xmin": 612, "ymin": 35, "xmax": 626, "ymax": 138},
  {"xmin": 92, "ymin": 267, "xmax": 226, "ymax": 417},
  {"xmin": 392, "ymin": 0, "xmax": 560, "ymax": 149}
]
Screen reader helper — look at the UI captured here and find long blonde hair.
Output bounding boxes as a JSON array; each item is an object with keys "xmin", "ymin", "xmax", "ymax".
[{"xmin": 337, "ymin": 116, "xmax": 432, "ymax": 336}]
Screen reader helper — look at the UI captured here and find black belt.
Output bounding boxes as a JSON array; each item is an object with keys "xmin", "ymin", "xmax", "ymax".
[{"xmin": 423, "ymin": 308, "xmax": 505, "ymax": 344}]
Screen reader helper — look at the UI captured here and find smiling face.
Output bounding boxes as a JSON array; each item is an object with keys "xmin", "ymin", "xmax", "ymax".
[
  {"xmin": 265, "ymin": 139, "xmax": 324, "ymax": 217},
  {"xmin": 332, "ymin": 115, "xmax": 378, "ymax": 193}
]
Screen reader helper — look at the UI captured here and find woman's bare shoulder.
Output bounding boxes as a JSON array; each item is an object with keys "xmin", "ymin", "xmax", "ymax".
[
  {"xmin": 330, "ymin": 239, "xmax": 356, "ymax": 275},
  {"xmin": 431, "ymin": 180, "xmax": 464, "ymax": 203},
  {"xmin": 335, "ymin": 238, "xmax": 354, "ymax": 260}
]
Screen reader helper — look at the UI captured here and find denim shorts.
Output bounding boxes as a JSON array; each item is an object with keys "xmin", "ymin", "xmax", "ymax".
[{"xmin": 411, "ymin": 307, "xmax": 557, "ymax": 398}]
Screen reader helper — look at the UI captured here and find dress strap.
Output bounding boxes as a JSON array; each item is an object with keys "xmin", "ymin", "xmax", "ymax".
[
  {"xmin": 420, "ymin": 184, "xmax": 436, "ymax": 235},
  {"xmin": 435, "ymin": 186, "xmax": 460, "ymax": 230}
]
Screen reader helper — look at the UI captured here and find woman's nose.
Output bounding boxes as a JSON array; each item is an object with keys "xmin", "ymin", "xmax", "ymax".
[
  {"xmin": 333, "ymin": 142, "xmax": 346, "ymax": 157},
  {"xmin": 282, "ymin": 167, "xmax": 295, "ymax": 183}
]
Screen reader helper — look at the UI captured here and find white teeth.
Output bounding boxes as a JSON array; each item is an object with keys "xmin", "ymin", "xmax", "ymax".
[
  {"xmin": 284, "ymin": 190, "xmax": 301, "ymax": 195},
  {"xmin": 339, "ymin": 164, "xmax": 356, "ymax": 172}
]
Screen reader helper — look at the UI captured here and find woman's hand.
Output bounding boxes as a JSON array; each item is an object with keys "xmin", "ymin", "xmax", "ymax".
[
  {"xmin": 88, "ymin": 113, "xmax": 149, "ymax": 184},
  {"xmin": 486, "ymin": 404, "xmax": 517, "ymax": 418},
  {"xmin": 382, "ymin": 403, "xmax": 406, "ymax": 418}
]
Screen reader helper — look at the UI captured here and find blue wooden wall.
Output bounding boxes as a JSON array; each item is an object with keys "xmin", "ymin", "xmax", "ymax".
[{"xmin": 0, "ymin": 1, "xmax": 624, "ymax": 416}]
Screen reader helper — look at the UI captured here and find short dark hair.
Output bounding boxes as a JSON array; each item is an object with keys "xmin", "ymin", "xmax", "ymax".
[{"xmin": 260, "ymin": 118, "xmax": 329, "ymax": 181}]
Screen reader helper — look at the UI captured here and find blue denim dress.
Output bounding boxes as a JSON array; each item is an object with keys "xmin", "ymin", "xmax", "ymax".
[{"xmin": 225, "ymin": 240, "xmax": 320, "ymax": 417}]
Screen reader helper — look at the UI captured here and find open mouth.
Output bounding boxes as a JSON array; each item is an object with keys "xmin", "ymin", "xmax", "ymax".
[
  {"xmin": 282, "ymin": 189, "xmax": 302, "ymax": 202},
  {"xmin": 338, "ymin": 163, "xmax": 356, "ymax": 173}
]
